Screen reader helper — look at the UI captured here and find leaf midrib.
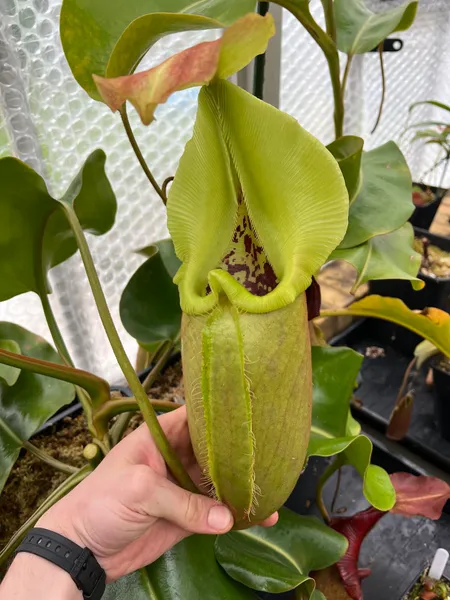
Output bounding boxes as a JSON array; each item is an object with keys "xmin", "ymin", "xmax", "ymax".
[
  {"xmin": 234, "ymin": 529, "xmax": 303, "ymax": 575},
  {"xmin": 0, "ymin": 415, "xmax": 23, "ymax": 446}
]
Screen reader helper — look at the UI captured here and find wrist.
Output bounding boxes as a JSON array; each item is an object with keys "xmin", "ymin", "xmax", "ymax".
[
  {"xmin": 0, "ymin": 553, "xmax": 82, "ymax": 600},
  {"xmin": 36, "ymin": 510, "xmax": 85, "ymax": 550}
]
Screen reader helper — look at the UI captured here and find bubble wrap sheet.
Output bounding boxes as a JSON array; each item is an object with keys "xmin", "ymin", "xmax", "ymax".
[{"xmin": 0, "ymin": 0, "xmax": 449, "ymax": 382}]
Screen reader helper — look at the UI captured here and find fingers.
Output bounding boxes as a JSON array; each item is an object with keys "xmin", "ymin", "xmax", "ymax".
[
  {"xmin": 105, "ymin": 407, "xmax": 192, "ymax": 469},
  {"xmin": 259, "ymin": 512, "xmax": 279, "ymax": 528},
  {"xmin": 142, "ymin": 470, "xmax": 233, "ymax": 534}
]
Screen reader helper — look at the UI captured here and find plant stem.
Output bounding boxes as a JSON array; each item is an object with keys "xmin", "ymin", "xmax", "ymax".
[
  {"xmin": 162, "ymin": 176, "xmax": 174, "ymax": 198},
  {"xmin": 341, "ymin": 54, "xmax": 353, "ymax": 109},
  {"xmin": 271, "ymin": 0, "xmax": 344, "ymax": 138},
  {"xmin": 136, "ymin": 345, "xmax": 151, "ymax": 372},
  {"xmin": 320, "ymin": 0, "xmax": 336, "ymax": 42},
  {"xmin": 315, "ymin": 456, "xmax": 344, "ymax": 523},
  {"xmin": 61, "ymin": 205, "xmax": 196, "ymax": 492},
  {"xmin": 253, "ymin": 2, "xmax": 270, "ymax": 100},
  {"xmin": 120, "ymin": 106, "xmax": 166, "ymax": 205},
  {"xmin": 0, "ymin": 465, "xmax": 92, "ymax": 566},
  {"xmin": 38, "ymin": 290, "xmax": 73, "ymax": 367},
  {"xmin": 110, "ymin": 412, "xmax": 134, "ymax": 447},
  {"xmin": 22, "ymin": 441, "xmax": 77, "ymax": 475},
  {"xmin": 110, "ymin": 339, "xmax": 176, "ymax": 444},
  {"xmin": 40, "ymin": 288, "xmax": 93, "ymax": 418},
  {"xmin": 142, "ymin": 339, "xmax": 176, "ymax": 393},
  {"xmin": 83, "ymin": 443, "xmax": 103, "ymax": 468},
  {"xmin": 95, "ymin": 397, "xmax": 181, "ymax": 439},
  {"xmin": 371, "ymin": 43, "xmax": 386, "ymax": 134},
  {"xmin": 0, "ymin": 348, "xmax": 110, "ymax": 407},
  {"xmin": 330, "ymin": 467, "xmax": 342, "ymax": 514},
  {"xmin": 36, "ymin": 257, "xmax": 95, "ymax": 421},
  {"xmin": 394, "ymin": 357, "xmax": 417, "ymax": 409}
]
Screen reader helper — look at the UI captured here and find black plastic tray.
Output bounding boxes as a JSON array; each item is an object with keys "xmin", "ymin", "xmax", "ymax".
[{"xmin": 331, "ymin": 318, "xmax": 450, "ymax": 474}]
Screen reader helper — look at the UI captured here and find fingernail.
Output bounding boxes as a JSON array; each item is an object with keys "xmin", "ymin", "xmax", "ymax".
[{"xmin": 208, "ymin": 505, "xmax": 233, "ymax": 531}]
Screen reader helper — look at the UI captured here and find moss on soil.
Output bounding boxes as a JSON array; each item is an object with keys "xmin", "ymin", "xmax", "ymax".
[
  {"xmin": 0, "ymin": 361, "xmax": 184, "ymax": 550},
  {"xmin": 414, "ymin": 237, "xmax": 450, "ymax": 279},
  {"xmin": 405, "ymin": 573, "xmax": 450, "ymax": 599}
]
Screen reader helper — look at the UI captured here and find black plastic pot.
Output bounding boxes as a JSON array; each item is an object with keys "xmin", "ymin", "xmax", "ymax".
[
  {"xmin": 410, "ymin": 182, "xmax": 447, "ymax": 230},
  {"xmin": 331, "ymin": 318, "xmax": 450, "ymax": 473},
  {"xmin": 401, "ymin": 567, "xmax": 449, "ymax": 600},
  {"xmin": 432, "ymin": 357, "xmax": 450, "ymax": 443},
  {"xmin": 369, "ymin": 228, "xmax": 450, "ymax": 355}
]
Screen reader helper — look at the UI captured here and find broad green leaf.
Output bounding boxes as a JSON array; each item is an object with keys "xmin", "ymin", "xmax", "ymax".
[
  {"xmin": 168, "ymin": 79, "xmax": 349, "ymax": 315},
  {"xmin": 339, "ymin": 142, "xmax": 413, "ymax": 249},
  {"xmin": 327, "ymin": 136, "xmax": 364, "ymax": 203},
  {"xmin": 0, "ymin": 323, "xmax": 75, "ymax": 493},
  {"xmin": 104, "ymin": 535, "xmax": 258, "ymax": 599},
  {"xmin": 120, "ymin": 239, "xmax": 182, "ymax": 350},
  {"xmin": 321, "ymin": 296, "xmax": 450, "ymax": 359},
  {"xmin": 60, "ymin": 0, "xmax": 257, "ymax": 100},
  {"xmin": 0, "ymin": 150, "xmax": 116, "ymax": 302},
  {"xmin": 0, "ymin": 340, "xmax": 21, "ymax": 386},
  {"xmin": 309, "ymin": 346, "xmax": 395, "ymax": 511},
  {"xmin": 94, "ymin": 13, "xmax": 275, "ymax": 124},
  {"xmin": 106, "ymin": 14, "xmax": 222, "ymax": 81},
  {"xmin": 215, "ymin": 507, "xmax": 347, "ymax": 595},
  {"xmin": 330, "ymin": 223, "xmax": 423, "ymax": 293},
  {"xmin": 335, "ymin": 0, "xmax": 418, "ymax": 55}
]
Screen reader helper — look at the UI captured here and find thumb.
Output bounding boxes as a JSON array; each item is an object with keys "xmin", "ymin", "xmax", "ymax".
[{"xmin": 150, "ymin": 474, "xmax": 234, "ymax": 534}]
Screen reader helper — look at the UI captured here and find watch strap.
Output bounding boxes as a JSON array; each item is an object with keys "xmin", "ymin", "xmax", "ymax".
[{"xmin": 16, "ymin": 528, "xmax": 106, "ymax": 599}]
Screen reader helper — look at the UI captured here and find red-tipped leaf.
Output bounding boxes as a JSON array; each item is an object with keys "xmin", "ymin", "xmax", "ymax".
[
  {"xmin": 93, "ymin": 12, "xmax": 275, "ymax": 124},
  {"xmin": 391, "ymin": 472, "xmax": 450, "ymax": 519}
]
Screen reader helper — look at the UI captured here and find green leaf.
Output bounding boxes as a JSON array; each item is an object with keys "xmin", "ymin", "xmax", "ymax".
[
  {"xmin": 168, "ymin": 79, "xmax": 349, "ymax": 315},
  {"xmin": 330, "ymin": 223, "xmax": 423, "ymax": 293},
  {"xmin": 0, "ymin": 323, "xmax": 75, "ymax": 493},
  {"xmin": 94, "ymin": 13, "xmax": 275, "ymax": 124},
  {"xmin": 215, "ymin": 507, "xmax": 347, "ymax": 596},
  {"xmin": 106, "ymin": 14, "xmax": 222, "ymax": 81},
  {"xmin": 0, "ymin": 340, "xmax": 21, "ymax": 386},
  {"xmin": 60, "ymin": 0, "xmax": 257, "ymax": 100},
  {"xmin": 409, "ymin": 100, "xmax": 450, "ymax": 115},
  {"xmin": 322, "ymin": 296, "xmax": 450, "ymax": 360},
  {"xmin": 309, "ymin": 346, "xmax": 395, "ymax": 511},
  {"xmin": 104, "ymin": 535, "xmax": 258, "ymax": 599},
  {"xmin": 120, "ymin": 239, "xmax": 182, "ymax": 349},
  {"xmin": 327, "ymin": 136, "xmax": 364, "ymax": 203},
  {"xmin": 0, "ymin": 150, "xmax": 116, "ymax": 302},
  {"xmin": 335, "ymin": 0, "xmax": 418, "ymax": 55},
  {"xmin": 339, "ymin": 142, "xmax": 413, "ymax": 249}
]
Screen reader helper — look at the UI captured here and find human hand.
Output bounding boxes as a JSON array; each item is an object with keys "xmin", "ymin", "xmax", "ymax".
[{"xmin": 37, "ymin": 406, "xmax": 278, "ymax": 581}]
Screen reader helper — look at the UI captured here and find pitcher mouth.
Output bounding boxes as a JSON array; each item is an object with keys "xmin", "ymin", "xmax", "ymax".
[{"xmin": 221, "ymin": 191, "xmax": 278, "ymax": 298}]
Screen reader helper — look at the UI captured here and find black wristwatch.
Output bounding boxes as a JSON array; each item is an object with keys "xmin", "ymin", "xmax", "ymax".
[{"xmin": 16, "ymin": 528, "xmax": 106, "ymax": 599}]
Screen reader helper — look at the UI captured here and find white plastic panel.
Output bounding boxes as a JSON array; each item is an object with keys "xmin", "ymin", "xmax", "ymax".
[
  {"xmin": 0, "ymin": 0, "xmax": 219, "ymax": 381},
  {"xmin": 281, "ymin": 0, "xmax": 450, "ymax": 187},
  {"xmin": 1, "ymin": 0, "xmax": 450, "ymax": 382}
]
